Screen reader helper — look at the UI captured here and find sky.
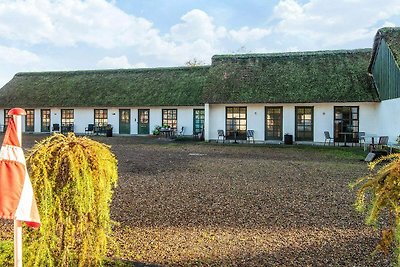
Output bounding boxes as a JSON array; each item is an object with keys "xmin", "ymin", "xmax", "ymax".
[{"xmin": 0, "ymin": 0, "xmax": 399, "ymax": 87}]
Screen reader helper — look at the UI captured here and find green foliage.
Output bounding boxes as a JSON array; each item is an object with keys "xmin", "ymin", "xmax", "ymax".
[
  {"xmin": 0, "ymin": 240, "xmax": 13, "ymax": 266},
  {"xmin": 24, "ymin": 133, "xmax": 118, "ymax": 266},
  {"xmin": 351, "ymin": 153, "xmax": 400, "ymax": 265}
]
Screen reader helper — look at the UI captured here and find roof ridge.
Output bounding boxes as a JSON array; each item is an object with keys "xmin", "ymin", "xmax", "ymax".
[
  {"xmin": 212, "ymin": 48, "xmax": 372, "ymax": 60},
  {"xmin": 15, "ymin": 65, "xmax": 211, "ymax": 77}
]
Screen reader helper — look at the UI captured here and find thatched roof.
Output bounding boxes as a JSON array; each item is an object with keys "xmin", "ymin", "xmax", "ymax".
[
  {"xmin": 369, "ymin": 27, "xmax": 400, "ymax": 73},
  {"xmin": 204, "ymin": 49, "xmax": 378, "ymax": 104},
  {"xmin": 0, "ymin": 66, "xmax": 210, "ymax": 108}
]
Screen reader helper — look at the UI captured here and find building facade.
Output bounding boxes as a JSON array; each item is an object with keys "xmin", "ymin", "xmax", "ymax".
[{"xmin": 0, "ymin": 27, "xmax": 399, "ymax": 144}]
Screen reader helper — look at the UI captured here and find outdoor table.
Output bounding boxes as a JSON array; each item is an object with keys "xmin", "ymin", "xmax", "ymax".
[
  {"xmin": 339, "ymin": 132, "xmax": 353, "ymax": 147},
  {"xmin": 160, "ymin": 128, "xmax": 174, "ymax": 138}
]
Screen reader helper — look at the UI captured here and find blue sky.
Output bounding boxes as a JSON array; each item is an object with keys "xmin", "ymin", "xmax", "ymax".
[{"xmin": 0, "ymin": 0, "xmax": 399, "ymax": 87}]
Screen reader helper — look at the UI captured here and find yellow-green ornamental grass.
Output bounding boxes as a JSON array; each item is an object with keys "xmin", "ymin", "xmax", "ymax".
[
  {"xmin": 24, "ymin": 133, "xmax": 118, "ymax": 267},
  {"xmin": 352, "ymin": 153, "xmax": 400, "ymax": 266}
]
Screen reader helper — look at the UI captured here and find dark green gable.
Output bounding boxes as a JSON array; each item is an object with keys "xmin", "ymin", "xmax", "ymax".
[
  {"xmin": 369, "ymin": 27, "xmax": 400, "ymax": 100},
  {"xmin": 204, "ymin": 49, "xmax": 378, "ymax": 104},
  {"xmin": 0, "ymin": 66, "xmax": 210, "ymax": 108}
]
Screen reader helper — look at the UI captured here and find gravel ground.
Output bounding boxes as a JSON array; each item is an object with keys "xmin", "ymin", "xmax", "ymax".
[{"xmin": 0, "ymin": 135, "xmax": 393, "ymax": 266}]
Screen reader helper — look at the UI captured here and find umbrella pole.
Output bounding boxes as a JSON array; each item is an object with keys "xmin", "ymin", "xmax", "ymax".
[{"xmin": 13, "ymin": 113, "xmax": 23, "ymax": 267}]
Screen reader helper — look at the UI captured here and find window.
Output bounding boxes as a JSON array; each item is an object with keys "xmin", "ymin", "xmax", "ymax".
[
  {"xmin": 265, "ymin": 107, "xmax": 283, "ymax": 140},
  {"xmin": 162, "ymin": 109, "xmax": 177, "ymax": 129},
  {"xmin": 295, "ymin": 107, "xmax": 313, "ymax": 141},
  {"xmin": 25, "ymin": 109, "xmax": 35, "ymax": 132},
  {"xmin": 226, "ymin": 107, "xmax": 247, "ymax": 140},
  {"xmin": 4, "ymin": 109, "xmax": 10, "ymax": 132},
  {"xmin": 193, "ymin": 109, "xmax": 205, "ymax": 134},
  {"xmin": 41, "ymin": 109, "xmax": 50, "ymax": 132},
  {"xmin": 94, "ymin": 109, "xmax": 108, "ymax": 127},
  {"xmin": 61, "ymin": 109, "xmax": 74, "ymax": 126},
  {"xmin": 334, "ymin": 106, "xmax": 359, "ymax": 142}
]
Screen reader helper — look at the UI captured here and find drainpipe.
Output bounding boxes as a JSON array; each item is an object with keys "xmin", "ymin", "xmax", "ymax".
[{"xmin": 204, "ymin": 103, "xmax": 210, "ymax": 142}]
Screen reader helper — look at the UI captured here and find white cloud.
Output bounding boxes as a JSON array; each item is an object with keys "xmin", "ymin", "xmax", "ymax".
[
  {"xmin": 169, "ymin": 9, "xmax": 227, "ymax": 42},
  {"xmin": 97, "ymin": 56, "xmax": 146, "ymax": 69},
  {"xmin": 0, "ymin": 45, "xmax": 40, "ymax": 65},
  {"xmin": 229, "ymin": 27, "xmax": 271, "ymax": 44},
  {"xmin": 272, "ymin": 0, "xmax": 400, "ymax": 48}
]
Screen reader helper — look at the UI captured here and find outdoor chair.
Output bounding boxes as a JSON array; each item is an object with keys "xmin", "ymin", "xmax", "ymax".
[
  {"xmin": 370, "ymin": 136, "xmax": 389, "ymax": 151},
  {"xmin": 52, "ymin": 123, "xmax": 60, "ymax": 133},
  {"xmin": 357, "ymin": 131, "xmax": 366, "ymax": 148},
  {"xmin": 247, "ymin": 129, "xmax": 255, "ymax": 144},
  {"xmin": 324, "ymin": 131, "xmax": 335, "ymax": 146},
  {"xmin": 217, "ymin": 130, "xmax": 225, "ymax": 143},
  {"xmin": 178, "ymin": 126, "xmax": 185, "ymax": 136},
  {"xmin": 85, "ymin": 124, "xmax": 94, "ymax": 135}
]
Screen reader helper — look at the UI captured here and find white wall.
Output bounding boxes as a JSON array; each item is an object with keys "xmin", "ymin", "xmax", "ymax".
[
  {"xmin": 2, "ymin": 106, "xmax": 203, "ymax": 135},
  {"xmin": 207, "ymin": 102, "xmax": 378, "ymax": 143},
  {"xmin": 375, "ymin": 98, "xmax": 400, "ymax": 142}
]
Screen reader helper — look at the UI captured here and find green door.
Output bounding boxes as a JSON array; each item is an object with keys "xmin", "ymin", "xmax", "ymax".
[
  {"xmin": 138, "ymin": 109, "xmax": 150, "ymax": 134},
  {"xmin": 119, "ymin": 109, "xmax": 130, "ymax": 134}
]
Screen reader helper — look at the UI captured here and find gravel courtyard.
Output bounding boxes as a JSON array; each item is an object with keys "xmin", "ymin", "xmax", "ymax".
[{"xmin": 1, "ymin": 135, "xmax": 393, "ymax": 266}]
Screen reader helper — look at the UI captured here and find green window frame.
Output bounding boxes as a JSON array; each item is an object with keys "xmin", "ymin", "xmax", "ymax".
[
  {"xmin": 193, "ymin": 109, "xmax": 205, "ymax": 134},
  {"xmin": 25, "ymin": 109, "xmax": 35, "ymax": 132},
  {"xmin": 226, "ymin": 107, "xmax": 247, "ymax": 140},
  {"xmin": 41, "ymin": 109, "xmax": 51, "ymax": 133},
  {"xmin": 295, "ymin": 107, "xmax": 314, "ymax": 141},
  {"xmin": 265, "ymin": 107, "xmax": 283, "ymax": 141},
  {"xmin": 94, "ymin": 109, "xmax": 108, "ymax": 127},
  {"xmin": 162, "ymin": 109, "xmax": 177, "ymax": 130}
]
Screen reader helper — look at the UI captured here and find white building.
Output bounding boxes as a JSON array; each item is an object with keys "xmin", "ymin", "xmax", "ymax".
[{"xmin": 0, "ymin": 27, "xmax": 399, "ymax": 144}]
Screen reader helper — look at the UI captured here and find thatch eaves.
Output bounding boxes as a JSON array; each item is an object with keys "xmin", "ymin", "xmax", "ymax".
[
  {"xmin": 204, "ymin": 49, "xmax": 379, "ymax": 104},
  {"xmin": 0, "ymin": 66, "xmax": 210, "ymax": 108},
  {"xmin": 368, "ymin": 27, "xmax": 400, "ymax": 73}
]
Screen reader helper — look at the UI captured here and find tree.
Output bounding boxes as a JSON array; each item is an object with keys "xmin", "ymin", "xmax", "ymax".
[
  {"xmin": 185, "ymin": 58, "xmax": 206, "ymax": 67},
  {"xmin": 24, "ymin": 133, "xmax": 118, "ymax": 266},
  {"xmin": 352, "ymin": 154, "xmax": 400, "ymax": 265}
]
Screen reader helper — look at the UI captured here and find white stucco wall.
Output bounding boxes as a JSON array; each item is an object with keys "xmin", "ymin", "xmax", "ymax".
[
  {"xmin": 374, "ymin": 98, "xmax": 400, "ymax": 142},
  {"xmin": 4, "ymin": 106, "xmax": 202, "ymax": 135},
  {"xmin": 207, "ymin": 102, "xmax": 378, "ymax": 143}
]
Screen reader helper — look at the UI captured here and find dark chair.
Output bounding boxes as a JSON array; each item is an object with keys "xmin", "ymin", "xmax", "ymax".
[
  {"xmin": 324, "ymin": 131, "xmax": 335, "ymax": 146},
  {"xmin": 52, "ymin": 123, "xmax": 60, "ymax": 133},
  {"xmin": 217, "ymin": 130, "xmax": 225, "ymax": 143},
  {"xmin": 370, "ymin": 136, "xmax": 389, "ymax": 151},
  {"xmin": 85, "ymin": 124, "xmax": 94, "ymax": 135},
  {"xmin": 178, "ymin": 126, "xmax": 185, "ymax": 136},
  {"xmin": 357, "ymin": 131, "xmax": 366, "ymax": 148},
  {"xmin": 247, "ymin": 129, "xmax": 255, "ymax": 144}
]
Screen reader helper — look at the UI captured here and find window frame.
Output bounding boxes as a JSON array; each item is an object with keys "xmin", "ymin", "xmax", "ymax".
[
  {"xmin": 295, "ymin": 106, "xmax": 314, "ymax": 141},
  {"xmin": 94, "ymin": 109, "xmax": 108, "ymax": 127},
  {"xmin": 265, "ymin": 106, "xmax": 283, "ymax": 141},
  {"xmin": 25, "ymin": 109, "xmax": 35, "ymax": 132},
  {"xmin": 333, "ymin": 106, "xmax": 359, "ymax": 142},
  {"xmin": 162, "ymin": 109, "xmax": 177, "ymax": 130},
  {"xmin": 41, "ymin": 109, "xmax": 51, "ymax": 133},
  {"xmin": 225, "ymin": 107, "xmax": 247, "ymax": 140},
  {"xmin": 193, "ymin": 109, "xmax": 205, "ymax": 134}
]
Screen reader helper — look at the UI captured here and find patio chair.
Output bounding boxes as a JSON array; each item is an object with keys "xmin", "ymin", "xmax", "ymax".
[
  {"xmin": 324, "ymin": 131, "xmax": 335, "ymax": 146},
  {"xmin": 85, "ymin": 124, "xmax": 94, "ymax": 135},
  {"xmin": 217, "ymin": 130, "xmax": 225, "ymax": 143},
  {"xmin": 178, "ymin": 126, "xmax": 185, "ymax": 136},
  {"xmin": 357, "ymin": 131, "xmax": 366, "ymax": 148},
  {"xmin": 370, "ymin": 136, "xmax": 389, "ymax": 151},
  {"xmin": 52, "ymin": 123, "xmax": 60, "ymax": 133},
  {"xmin": 247, "ymin": 129, "xmax": 255, "ymax": 144}
]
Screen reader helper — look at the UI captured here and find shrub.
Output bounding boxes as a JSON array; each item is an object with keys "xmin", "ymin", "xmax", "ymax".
[
  {"xmin": 24, "ymin": 133, "xmax": 118, "ymax": 266},
  {"xmin": 0, "ymin": 240, "xmax": 13, "ymax": 266}
]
